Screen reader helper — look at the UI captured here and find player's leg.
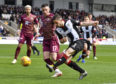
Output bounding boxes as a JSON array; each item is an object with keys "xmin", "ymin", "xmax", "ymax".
[
  {"xmin": 12, "ymin": 43, "xmax": 23, "ymax": 64},
  {"xmin": 26, "ymin": 35, "xmax": 34, "ymax": 57},
  {"xmin": 43, "ymin": 40, "xmax": 54, "ymax": 70},
  {"xmin": 27, "ymin": 44, "xmax": 31, "ymax": 57},
  {"xmin": 32, "ymin": 45, "xmax": 40, "ymax": 55},
  {"xmin": 92, "ymin": 38, "xmax": 97, "ymax": 60},
  {"xmin": 50, "ymin": 40, "xmax": 62, "ymax": 77},
  {"xmin": 53, "ymin": 47, "xmax": 75, "ymax": 69},
  {"xmin": 31, "ymin": 42, "xmax": 36, "ymax": 54},
  {"xmin": 12, "ymin": 33, "xmax": 25, "ymax": 64},
  {"xmin": 66, "ymin": 57, "xmax": 87, "ymax": 80},
  {"xmin": 53, "ymin": 40, "xmax": 83, "ymax": 68},
  {"xmin": 44, "ymin": 51, "xmax": 54, "ymax": 72},
  {"xmin": 93, "ymin": 43, "xmax": 97, "ymax": 59},
  {"xmin": 77, "ymin": 50, "xmax": 86, "ymax": 63},
  {"xmin": 50, "ymin": 52, "xmax": 62, "ymax": 77}
]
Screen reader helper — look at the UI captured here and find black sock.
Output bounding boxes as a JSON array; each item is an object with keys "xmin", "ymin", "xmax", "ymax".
[
  {"xmin": 82, "ymin": 51, "xmax": 86, "ymax": 59},
  {"xmin": 54, "ymin": 57, "xmax": 66, "ymax": 69},
  {"xmin": 32, "ymin": 46, "xmax": 39, "ymax": 53},
  {"xmin": 67, "ymin": 61, "xmax": 85, "ymax": 73}
]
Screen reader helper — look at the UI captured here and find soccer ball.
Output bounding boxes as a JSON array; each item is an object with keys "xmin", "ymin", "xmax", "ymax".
[{"xmin": 21, "ymin": 56, "xmax": 31, "ymax": 66}]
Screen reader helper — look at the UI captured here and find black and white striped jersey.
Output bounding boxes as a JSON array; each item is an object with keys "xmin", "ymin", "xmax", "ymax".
[
  {"xmin": 80, "ymin": 26, "xmax": 96, "ymax": 39},
  {"xmin": 55, "ymin": 19, "xmax": 81, "ymax": 44}
]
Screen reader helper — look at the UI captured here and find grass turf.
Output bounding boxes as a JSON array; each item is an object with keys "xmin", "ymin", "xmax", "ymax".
[{"xmin": 0, "ymin": 44, "xmax": 116, "ymax": 84}]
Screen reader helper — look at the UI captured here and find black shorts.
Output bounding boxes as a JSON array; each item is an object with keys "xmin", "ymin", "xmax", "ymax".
[
  {"xmin": 69, "ymin": 40, "xmax": 84, "ymax": 53},
  {"xmin": 69, "ymin": 39, "xmax": 91, "ymax": 57}
]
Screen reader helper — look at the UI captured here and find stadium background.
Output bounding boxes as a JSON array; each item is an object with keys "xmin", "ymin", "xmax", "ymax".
[{"xmin": 0, "ymin": 0, "xmax": 116, "ymax": 45}]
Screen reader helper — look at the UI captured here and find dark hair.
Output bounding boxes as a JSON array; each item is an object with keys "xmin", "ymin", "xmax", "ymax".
[
  {"xmin": 52, "ymin": 14, "xmax": 62, "ymax": 21},
  {"xmin": 41, "ymin": 4, "xmax": 49, "ymax": 8},
  {"xmin": 84, "ymin": 16, "xmax": 89, "ymax": 18},
  {"xmin": 88, "ymin": 13, "xmax": 92, "ymax": 16}
]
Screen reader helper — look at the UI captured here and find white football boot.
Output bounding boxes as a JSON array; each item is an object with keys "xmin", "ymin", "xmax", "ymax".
[
  {"xmin": 12, "ymin": 59, "xmax": 17, "ymax": 64},
  {"xmin": 93, "ymin": 56, "xmax": 98, "ymax": 60},
  {"xmin": 51, "ymin": 69, "xmax": 62, "ymax": 77}
]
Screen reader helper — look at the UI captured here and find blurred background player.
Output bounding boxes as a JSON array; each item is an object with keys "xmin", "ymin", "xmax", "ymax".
[
  {"xmin": 88, "ymin": 13, "xmax": 98, "ymax": 60},
  {"xmin": 39, "ymin": 4, "xmax": 62, "ymax": 77},
  {"xmin": 46, "ymin": 14, "xmax": 98, "ymax": 79},
  {"xmin": 77, "ymin": 16, "xmax": 98, "ymax": 63},
  {"xmin": 31, "ymin": 31, "xmax": 40, "ymax": 56},
  {"xmin": 12, "ymin": 5, "xmax": 39, "ymax": 64},
  {"xmin": 19, "ymin": 20, "xmax": 40, "ymax": 56}
]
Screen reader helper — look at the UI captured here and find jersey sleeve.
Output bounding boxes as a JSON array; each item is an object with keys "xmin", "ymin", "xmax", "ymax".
[
  {"xmin": 71, "ymin": 19, "xmax": 80, "ymax": 26},
  {"xmin": 34, "ymin": 16, "xmax": 39, "ymax": 24},
  {"xmin": 92, "ymin": 27, "xmax": 97, "ymax": 38},
  {"xmin": 55, "ymin": 30, "xmax": 63, "ymax": 39}
]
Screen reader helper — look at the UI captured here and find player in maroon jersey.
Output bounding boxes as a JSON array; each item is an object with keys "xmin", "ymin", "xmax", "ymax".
[
  {"xmin": 39, "ymin": 4, "xmax": 62, "ymax": 77},
  {"xmin": 12, "ymin": 5, "xmax": 39, "ymax": 64}
]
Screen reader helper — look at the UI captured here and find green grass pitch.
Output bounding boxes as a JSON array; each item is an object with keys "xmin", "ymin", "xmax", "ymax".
[{"xmin": 0, "ymin": 44, "xmax": 116, "ymax": 84}]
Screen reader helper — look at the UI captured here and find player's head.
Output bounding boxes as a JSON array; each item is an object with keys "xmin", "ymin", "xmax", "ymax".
[
  {"xmin": 25, "ymin": 5, "xmax": 31, "ymax": 14},
  {"xmin": 88, "ymin": 13, "xmax": 93, "ymax": 20},
  {"xmin": 84, "ymin": 16, "xmax": 90, "ymax": 22},
  {"xmin": 41, "ymin": 4, "xmax": 50, "ymax": 16},
  {"xmin": 52, "ymin": 14, "xmax": 64, "ymax": 27}
]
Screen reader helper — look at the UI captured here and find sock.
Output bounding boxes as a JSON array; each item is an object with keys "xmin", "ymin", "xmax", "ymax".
[
  {"xmin": 31, "ymin": 46, "xmax": 36, "ymax": 54},
  {"xmin": 27, "ymin": 49, "xmax": 31, "ymax": 57},
  {"xmin": 54, "ymin": 53, "xmax": 68, "ymax": 69},
  {"xmin": 82, "ymin": 50, "xmax": 86, "ymax": 59},
  {"xmin": 93, "ymin": 45, "xmax": 96, "ymax": 57},
  {"xmin": 14, "ymin": 47, "xmax": 21, "ymax": 59},
  {"xmin": 32, "ymin": 46, "xmax": 39, "ymax": 53},
  {"xmin": 66, "ymin": 60, "xmax": 85, "ymax": 73},
  {"xmin": 44, "ymin": 58, "xmax": 54, "ymax": 65}
]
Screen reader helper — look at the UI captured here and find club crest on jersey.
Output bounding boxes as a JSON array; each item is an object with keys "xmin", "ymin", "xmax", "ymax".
[
  {"xmin": 30, "ymin": 17, "xmax": 34, "ymax": 20},
  {"xmin": 46, "ymin": 18, "xmax": 51, "ymax": 21}
]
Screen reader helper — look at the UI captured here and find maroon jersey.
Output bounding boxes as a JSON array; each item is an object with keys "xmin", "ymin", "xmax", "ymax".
[
  {"xmin": 19, "ymin": 14, "xmax": 38, "ymax": 36},
  {"xmin": 40, "ymin": 13, "xmax": 56, "ymax": 39}
]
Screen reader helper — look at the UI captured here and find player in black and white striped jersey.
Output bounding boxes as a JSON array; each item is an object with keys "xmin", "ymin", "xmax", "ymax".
[
  {"xmin": 46, "ymin": 14, "xmax": 99, "ymax": 79},
  {"xmin": 77, "ymin": 16, "xmax": 97, "ymax": 63}
]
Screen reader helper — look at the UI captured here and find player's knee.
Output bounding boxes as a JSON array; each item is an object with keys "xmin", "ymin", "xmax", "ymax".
[
  {"xmin": 52, "ymin": 57, "xmax": 57, "ymax": 61},
  {"xmin": 51, "ymin": 55, "xmax": 57, "ymax": 61},
  {"xmin": 18, "ymin": 43, "xmax": 22, "ymax": 48},
  {"xmin": 65, "ymin": 59, "xmax": 71, "ymax": 65}
]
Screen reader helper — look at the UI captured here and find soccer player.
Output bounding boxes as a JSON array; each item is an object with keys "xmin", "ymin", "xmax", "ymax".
[
  {"xmin": 46, "ymin": 14, "xmax": 99, "ymax": 79},
  {"xmin": 39, "ymin": 4, "xmax": 62, "ymax": 77},
  {"xmin": 88, "ymin": 14, "xmax": 98, "ymax": 60},
  {"xmin": 12, "ymin": 5, "xmax": 39, "ymax": 64},
  {"xmin": 19, "ymin": 22, "xmax": 40, "ymax": 56},
  {"xmin": 77, "ymin": 16, "xmax": 97, "ymax": 63}
]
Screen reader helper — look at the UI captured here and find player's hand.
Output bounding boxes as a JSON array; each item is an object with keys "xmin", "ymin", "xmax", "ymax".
[
  {"xmin": 17, "ymin": 30, "xmax": 21, "ymax": 36},
  {"xmin": 94, "ymin": 21, "xmax": 99, "ymax": 26},
  {"xmin": 34, "ymin": 34, "xmax": 41, "ymax": 40},
  {"xmin": 60, "ymin": 37, "xmax": 67, "ymax": 43}
]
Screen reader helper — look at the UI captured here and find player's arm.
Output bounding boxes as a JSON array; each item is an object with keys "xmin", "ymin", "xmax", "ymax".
[
  {"xmin": 71, "ymin": 19, "xmax": 99, "ymax": 27},
  {"xmin": 34, "ymin": 16, "xmax": 41, "ymax": 38},
  {"xmin": 55, "ymin": 30, "xmax": 67, "ymax": 43},
  {"xmin": 60, "ymin": 37, "xmax": 67, "ymax": 43},
  {"xmin": 80, "ymin": 21, "xmax": 99, "ymax": 26}
]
